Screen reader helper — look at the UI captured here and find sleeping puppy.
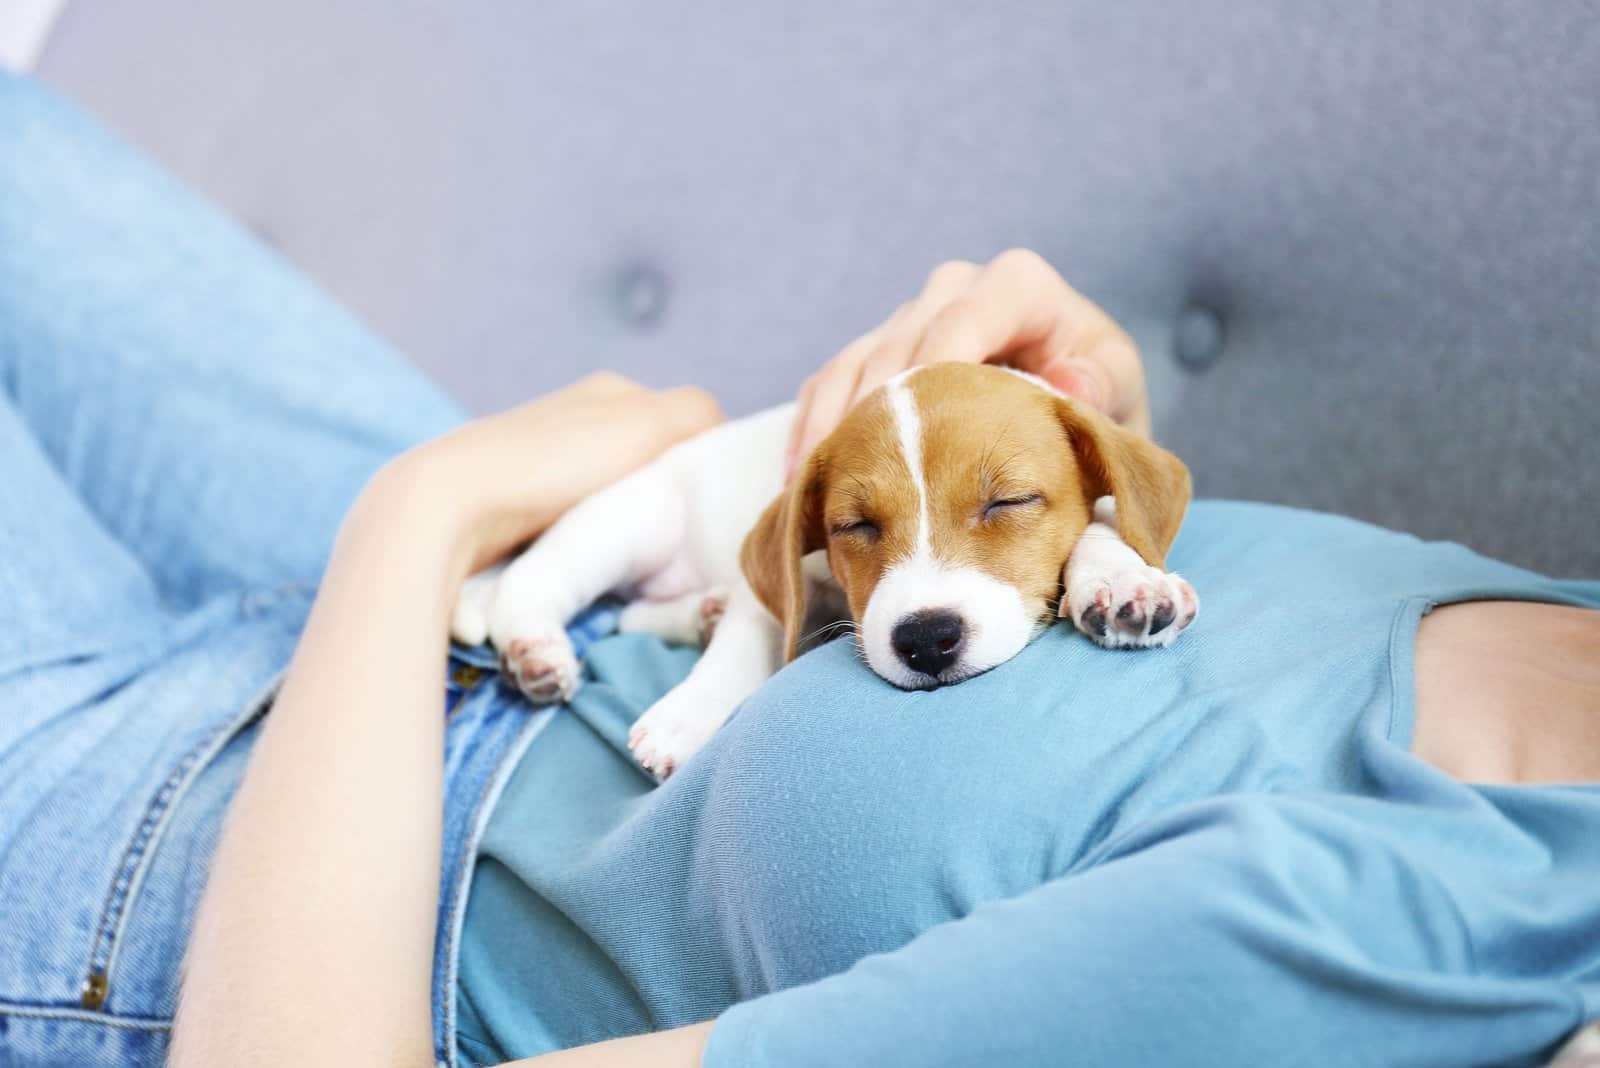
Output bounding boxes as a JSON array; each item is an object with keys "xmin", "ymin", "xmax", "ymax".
[{"xmin": 452, "ymin": 363, "xmax": 1197, "ymax": 778}]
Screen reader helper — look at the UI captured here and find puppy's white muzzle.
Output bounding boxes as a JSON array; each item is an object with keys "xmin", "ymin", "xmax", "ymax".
[{"xmin": 861, "ymin": 556, "xmax": 1040, "ymax": 689}]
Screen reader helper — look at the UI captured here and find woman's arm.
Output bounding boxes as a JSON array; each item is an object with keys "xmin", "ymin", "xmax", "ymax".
[
  {"xmin": 499, "ymin": 1021, "xmax": 716, "ymax": 1067},
  {"xmin": 170, "ymin": 375, "xmax": 721, "ymax": 1068}
]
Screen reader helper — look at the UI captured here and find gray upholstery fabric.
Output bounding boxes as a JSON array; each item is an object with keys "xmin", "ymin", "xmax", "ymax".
[{"xmin": 38, "ymin": 2, "xmax": 1600, "ymax": 574}]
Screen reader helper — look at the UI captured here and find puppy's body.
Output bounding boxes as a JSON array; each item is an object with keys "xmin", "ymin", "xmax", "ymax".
[
  {"xmin": 453, "ymin": 404, "xmax": 802, "ymax": 773},
  {"xmin": 454, "ymin": 365, "xmax": 1198, "ymax": 777}
]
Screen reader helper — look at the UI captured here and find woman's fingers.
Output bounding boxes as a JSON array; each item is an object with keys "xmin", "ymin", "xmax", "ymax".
[
  {"xmin": 568, "ymin": 370, "xmax": 648, "ymax": 398},
  {"xmin": 383, "ymin": 375, "xmax": 726, "ymax": 572},
  {"xmin": 494, "ymin": 378, "xmax": 722, "ymax": 479},
  {"xmin": 787, "ymin": 261, "xmax": 979, "ymax": 473},
  {"xmin": 911, "ymin": 249, "xmax": 1150, "ymax": 432},
  {"xmin": 787, "ymin": 250, "xmax": 1154, "ymax": 480},
  {"xmin": 846, "ymin": 261, "xmax": 981, "ymax": 412},
  {"xmin": 923, "ymin": 258, "xmax": 985, "ymax": 294},
  {"xmin": 910, "ymin": 249, "xmax": 1076, "ymax": 374},
  {"xmin": 784, "ymin": 373, "xmax": 820, "ymax": 472},
  {"xmin": 787, "ymin": 329, "xmax": 881, "ymax": 474},
  {"xmin": 654, "ymin": 384, "xmax": 726, "ymax": 442}
]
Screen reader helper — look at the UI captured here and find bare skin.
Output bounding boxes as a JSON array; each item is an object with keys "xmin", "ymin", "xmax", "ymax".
[
  {"xmin": 173, "ymin": 254, "xmax": 1597, "ymax": 1068},
  {"xmin": 1414, "ymin": 601, "xmax": 1600, "ymax": 784},
  {"xmin": 785, "ymin": 249, "xmax": 1152, "ymax": 476},
  {"xmin": 171, "ymin": 374, "xmax": 724, "ymax": 1068}
]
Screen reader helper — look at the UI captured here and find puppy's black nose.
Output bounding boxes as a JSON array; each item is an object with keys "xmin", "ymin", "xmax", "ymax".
[{"xmin": 891, "ymin": 610, "xmax": 965, "ymax": 678}]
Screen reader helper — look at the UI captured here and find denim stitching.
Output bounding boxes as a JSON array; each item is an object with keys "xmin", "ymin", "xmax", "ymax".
[
  {"xmin": 85, "ymin": 668, "xmax": 285, "ymax": 1008},
  {"xmin": 437, "ymin": 700, "xmax": 509, "ymax": 1068},
  {"xmin": 434, "ymin": 696, "xmax": 557, "ymax": 1068},
  {"xmin": 0, "ymin": 1002, "xmax": 171, "ymax": 1032},
  {"xmin": 85, "ymin": 732, "xmax": 217, "ymax": 981}
]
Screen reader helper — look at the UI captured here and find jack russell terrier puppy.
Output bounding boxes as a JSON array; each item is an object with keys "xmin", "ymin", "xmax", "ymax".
[{"xmin": 452, "ymin": 363, "xmax": 1198, "ymax": 778}]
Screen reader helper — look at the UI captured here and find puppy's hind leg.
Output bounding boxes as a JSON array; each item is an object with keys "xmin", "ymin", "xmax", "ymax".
[
  {"xmin": 618, "ymin": 586, "xmax": 729, "ymax": 647},
  {"xmin": 490, "ymin": 465, "xmax": 689, "ymax": 703}
]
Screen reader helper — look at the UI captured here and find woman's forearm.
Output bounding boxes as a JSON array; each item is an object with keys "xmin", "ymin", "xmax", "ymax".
[
  {"xmin": 172, "ymin": 471, "xmax": 471, "ymax": 1068},
  {"xmin": 503, "ymin": 1020, "xmax": 715, "ymax": 1067},
  {"xmin": 169, "ymin": 379, "xmax": 722, "ymax": 1068}
]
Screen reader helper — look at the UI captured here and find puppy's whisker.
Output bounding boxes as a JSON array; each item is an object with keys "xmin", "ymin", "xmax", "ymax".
[{"xmin": 800, "ymin": 619, "xmax": 857, "ymax": 646}]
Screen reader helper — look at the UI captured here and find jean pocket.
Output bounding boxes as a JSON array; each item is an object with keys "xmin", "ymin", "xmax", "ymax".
[
  {"xmin": 0, "ymin": 627, "xmax": 290, "ymax": 1068},
  {"xmin": 0, "ymin": 595, "xmax": 304, "ymax": 999},
  {"xmin": 87, "ymin": 706, "xmax": 268, "ymax": 1021},
  {"xmin": 0, "ymin": 707, "xmax": 256, "ymax": 1063}
]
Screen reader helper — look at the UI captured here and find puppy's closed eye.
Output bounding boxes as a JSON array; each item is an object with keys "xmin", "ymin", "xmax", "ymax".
[
  {"xmin": 830, "ymin": 518, "xmax": 881, "ymax": 541},
  {"xmin": 981, "ymin": 493, "xmax": 1045, "ymax": 522}
]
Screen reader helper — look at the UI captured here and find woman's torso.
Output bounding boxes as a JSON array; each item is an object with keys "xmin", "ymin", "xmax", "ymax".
[
  {"xmin": 1414, "ymin": 600, "xmax": 1600, "ymax": 784},
  {"xmin": 452, "ymin": 500, "xmax": 1600, "ymax": 1065}
]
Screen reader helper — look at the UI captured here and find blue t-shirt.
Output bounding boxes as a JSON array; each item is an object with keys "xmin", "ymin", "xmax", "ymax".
[{"xmin": 455, "ymin": 502, "xmax": 1600, "ymax": 1068}]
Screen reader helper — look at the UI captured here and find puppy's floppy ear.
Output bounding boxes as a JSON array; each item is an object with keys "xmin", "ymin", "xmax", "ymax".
[
  {"xmin": 740, "ymin": 451, "xmax": 827, "ymax": 662},
  {"xmin": 1054, "ymin": 397, "xmax": 1192, "ymax": 568}
]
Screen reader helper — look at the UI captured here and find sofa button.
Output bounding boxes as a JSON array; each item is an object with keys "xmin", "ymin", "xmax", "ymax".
[
  {"xmin": 1173, "ymin": 304, "xmax": 1225, "ymax": 369},
  {"xmin": 615, "ymin": 262, "xmax": 670, "ymax": 329}
]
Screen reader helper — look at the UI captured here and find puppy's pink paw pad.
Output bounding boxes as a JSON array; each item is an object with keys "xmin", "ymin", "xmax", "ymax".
[
  {"xmin": 1174, "ymin": 578, "xmax": 1199, "ymax": 627},
  {"xmin": 629, "ymin": 724, "xmax": 679, "ymax": 780},
  {"xmin": 628, "ymin": 700, "xmax": 722, "ymax": 782},
  {"xmin": 1114, "ymin": 585, "xmax": 1156, "ymax": 634},
  {"xmin": 501, "ymin": 637, "xmax": 579, "ymax": 705},
  {"xmin": 698, "ymin": 591, "xmax": 728, "ymax": 643},
  {"xmin": 1070, "ymin": 568, "xmax": 1198, "ymax": 650},
  {"xmin": 1074, "ymin": 587, "xmax": 1114, "ymax": 638}
]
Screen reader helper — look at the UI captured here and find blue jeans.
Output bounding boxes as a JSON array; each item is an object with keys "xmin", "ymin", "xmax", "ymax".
[{"xmin": 0, "ymin": 72, "xmax": 533, "ymax": 1066}]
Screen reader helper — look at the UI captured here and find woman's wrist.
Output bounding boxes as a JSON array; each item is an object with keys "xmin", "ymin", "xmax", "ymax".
[
  {"xmin": 363, "ymin": 378, "xmax": 725, "ymax": 580},
  {"xmin": 345, "ymin": 455, "xmax": 486, "ymax": 595},
  {"xmin": 336, "ymin": 375, "xmax": 727, "ymax": 622}
]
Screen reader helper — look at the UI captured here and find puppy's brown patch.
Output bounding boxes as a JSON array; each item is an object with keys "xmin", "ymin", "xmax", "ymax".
[{"xmin": 743, "ymin": 364, "xmax": 1191, "ymax": 659}]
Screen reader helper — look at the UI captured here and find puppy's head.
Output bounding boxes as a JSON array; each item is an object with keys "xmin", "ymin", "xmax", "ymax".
[{"xmin": 742, "ymin": 363, "xmax": 1190, "ymax": 688}]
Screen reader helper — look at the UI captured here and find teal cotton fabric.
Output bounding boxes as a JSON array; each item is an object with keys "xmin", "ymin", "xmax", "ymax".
[{"xmin": 455, "ymin": 501, "xmax": 1600, "ymax": 1068}]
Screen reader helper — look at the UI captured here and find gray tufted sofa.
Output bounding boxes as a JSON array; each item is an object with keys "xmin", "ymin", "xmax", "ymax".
[{"xmin": 37, "ymin": 2, "xmax": 1599, "ymax": 575}]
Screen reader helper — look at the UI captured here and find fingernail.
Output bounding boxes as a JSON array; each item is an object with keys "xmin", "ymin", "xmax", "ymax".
[{"xmin": 1052, "ymin": 358, "xmax": 1106, "ymax": 411}]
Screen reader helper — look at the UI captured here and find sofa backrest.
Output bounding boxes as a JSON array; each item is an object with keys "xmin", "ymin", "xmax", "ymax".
[{"xmin": 40, "ymin": 1, "xmax": 1600, "ymax": 573}]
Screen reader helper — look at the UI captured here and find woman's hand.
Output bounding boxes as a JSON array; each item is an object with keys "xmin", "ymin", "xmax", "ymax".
[
  {"xmin": 376, "ymin": 372, "xmax": 724, "ymax": 580},
  {"xmin": 786, "ymin": 249, "xmax": 1151, "ymax": 475}
]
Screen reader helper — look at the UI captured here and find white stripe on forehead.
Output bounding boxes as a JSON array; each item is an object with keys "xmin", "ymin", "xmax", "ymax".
[{"xmin": 885, "ymin": 370, "xmax": 931, "ymax": 558}]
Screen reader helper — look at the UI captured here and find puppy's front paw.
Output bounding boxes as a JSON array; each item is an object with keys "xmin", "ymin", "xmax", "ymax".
[
  {"xmin": 499, "ymin": 632, "xmax": 581, "ymax": 704},
  {"xmin": 1063, "ymin": 566, "xmax": 1198, "ymax": 650},
  {"xmin": 628, "ymin": 692, "xmax": 724, "ymax": 780}
]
